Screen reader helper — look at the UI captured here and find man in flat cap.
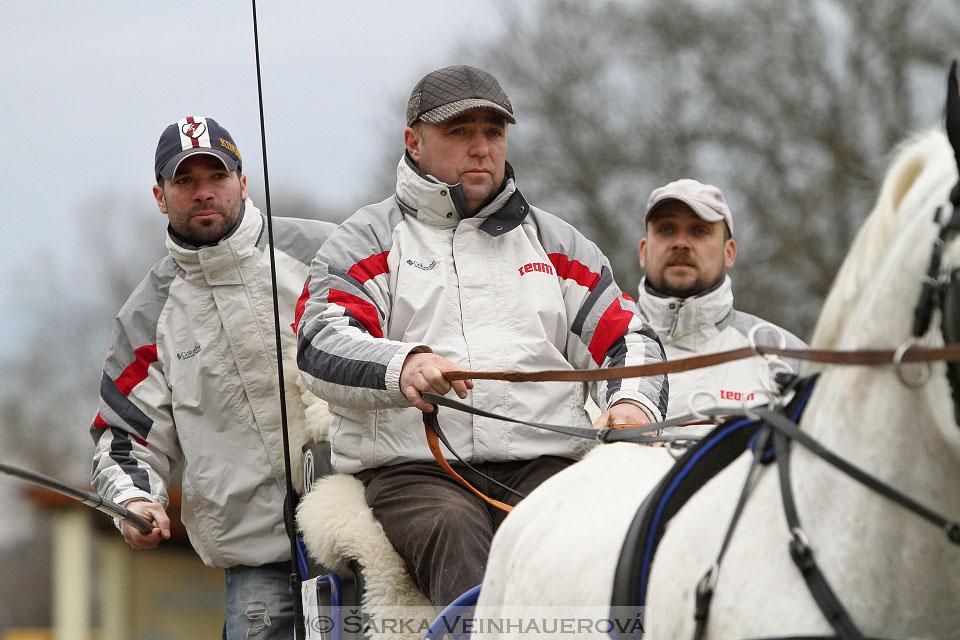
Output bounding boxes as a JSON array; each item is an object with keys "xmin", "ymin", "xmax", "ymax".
[
  {"xmin": 90, "ymin": 116, "xmax": 335, "ymax": 638},
  {"xmin": 296, "ymin": 65, "xmax": 668, "ymax": 605},
  {"xmin": 637, "ymin": 179, "xmax": 806, "ymax": 433}
]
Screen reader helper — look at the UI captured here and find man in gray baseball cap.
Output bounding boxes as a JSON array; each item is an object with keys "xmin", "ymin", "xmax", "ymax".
[
  {"xmin": 637, "ymin": 178, "xmax": 806, "ymax": 429},
  {"xmin": 296, "ymin": 65, "xmax": 668, "ymax": 606}
]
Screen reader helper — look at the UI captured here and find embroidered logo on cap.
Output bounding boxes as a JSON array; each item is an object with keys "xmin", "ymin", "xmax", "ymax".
[{"xmin": 181, "ymin": 122, "xmax": 207, "ymax": 138}]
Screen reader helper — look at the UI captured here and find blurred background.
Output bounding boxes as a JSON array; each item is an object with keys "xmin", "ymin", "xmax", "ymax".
[{"xmin": 1, "ymin": 0, "xmax": 958, "ymax": 637}]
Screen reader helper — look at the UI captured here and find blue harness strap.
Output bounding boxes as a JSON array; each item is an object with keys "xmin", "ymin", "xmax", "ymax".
[{"xmin": 608, "ymin": 376, "xmax": 818, "ymax": 638}]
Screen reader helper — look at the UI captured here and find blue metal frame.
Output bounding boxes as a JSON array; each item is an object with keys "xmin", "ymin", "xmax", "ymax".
[{"xmin": 423, "ymin": 584, "xmax": 482, "ymax": 639}]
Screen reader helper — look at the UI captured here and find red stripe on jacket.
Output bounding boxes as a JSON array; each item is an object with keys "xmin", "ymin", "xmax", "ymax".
[
  {"xmin": 292, "ymin": 278, "xmax": 311, "ymax": 334},
  {"xmin": 328, "ymin": 289, "xmax": 384, "ymax": 339},
  {"xmin": 93, "ymin": 344, "xmax": 159, "ymax": 428},
  {"xmin": 588, "ymin": 298, "xmax": 634, "ymax": 365},
  {"xmin": 347, "ymin": 251, "xmax": 390, "ymax": 284},
  {"xmin": 548, "ymin": 253, "xmax": 601, "ymax": 291}
]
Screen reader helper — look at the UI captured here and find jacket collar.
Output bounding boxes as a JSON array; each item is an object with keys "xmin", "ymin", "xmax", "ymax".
[
  {"xmin": 394, "ymin": 153, "xmax": 530, "ymax": 237},
  {"xmin": 165, "ymin": 199, "xmax": 265, "ymax": 285},
  {"xmin": 637, "ymin": 275, "xmax": 734, "ymax": 349}
]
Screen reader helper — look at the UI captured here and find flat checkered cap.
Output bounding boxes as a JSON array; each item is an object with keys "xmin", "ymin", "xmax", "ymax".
[{"xmin": 406, "ymin": 65, "xmax": 516, "ymax": 127}]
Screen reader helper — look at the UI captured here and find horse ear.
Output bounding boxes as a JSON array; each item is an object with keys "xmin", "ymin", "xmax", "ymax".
[
  {"xmin": 946, "ymin": 61, "xmax": 960, "ymax": 210},
  {"xmin": 947, "ymin": 61, "xmax": 960, "ymax": 173}
]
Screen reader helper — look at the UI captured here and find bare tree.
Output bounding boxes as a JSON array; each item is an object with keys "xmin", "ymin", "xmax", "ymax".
[
  {"xmin": 1, "ymin": 196, "xmax": 165, "ymax": 483},
  {"xmin": 444, "ymin": 0, "xmax": 960, "ymax": 338}
]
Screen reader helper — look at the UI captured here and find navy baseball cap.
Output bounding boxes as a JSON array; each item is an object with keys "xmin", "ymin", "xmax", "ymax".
[{"xmin": 155, "ymin": 116, "xmax": 242, "ymax": 181}]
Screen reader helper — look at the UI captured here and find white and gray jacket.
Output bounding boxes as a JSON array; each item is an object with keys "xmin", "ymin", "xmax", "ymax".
[
  {"xmin": 91, "ymin": 201, "xmax": 335, "ymax": 568},
  {"xmin": 297, "ymin": 156, "xmax": 668, "ymax": 473},
  {"xmin": 637, "ymin": 275, "xmax": 807, "ymax": 434}
]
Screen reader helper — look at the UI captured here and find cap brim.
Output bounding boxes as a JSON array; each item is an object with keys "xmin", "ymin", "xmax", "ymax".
[
  {"xmin": 158, "ymin": 148, "xmax": 239, "ymax": 180},
  {"xmin": 645, "ymin": 196, "xmax": 725, "ymax": 223},
  {"xmin": 418, "ymin": 99, "xmax": 516, "ymax": 125}
]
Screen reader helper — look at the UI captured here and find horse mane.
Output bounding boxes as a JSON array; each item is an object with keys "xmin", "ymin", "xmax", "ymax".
[{"xmin": 811, "ymin": 130, "xmax": 954, "ymax": 349}]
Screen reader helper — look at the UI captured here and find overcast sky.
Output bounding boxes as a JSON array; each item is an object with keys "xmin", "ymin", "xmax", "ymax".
[{"xmin": 0, "ymin": 1, "xmax": 505, "ymax": 353}]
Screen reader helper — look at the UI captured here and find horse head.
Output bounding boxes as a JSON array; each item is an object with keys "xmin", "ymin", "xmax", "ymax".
[{"xmin": 809, "ymin": 63, "xmax": 960, "ymax": 451}]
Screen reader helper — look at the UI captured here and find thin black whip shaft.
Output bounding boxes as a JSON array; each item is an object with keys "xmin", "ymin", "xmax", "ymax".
[
  {"xmin": 250, "ymin": 2, "xmax": 306, "ymax": 637},
  {"xmin": 0, "ymin": 462, "xmax": 153, "ymax": 534}
]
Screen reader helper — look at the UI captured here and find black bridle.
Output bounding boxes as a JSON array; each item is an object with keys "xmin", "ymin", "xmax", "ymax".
[
  {"xmin": 924, "ymin": 61, "xmax": 960, "ymax": 425},
  {"xmin": 911, "ymin": 152, "xmax": 960, "ymax": 427}
]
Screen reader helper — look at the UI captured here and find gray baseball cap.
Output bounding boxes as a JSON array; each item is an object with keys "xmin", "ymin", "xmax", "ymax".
[
  {"xmin": 645, "ymin": 179, "xmax": 734, "ymax": 236},
  {"xmin": 405, "ymin": 65, "xmax": 516, "ymax": 127}
]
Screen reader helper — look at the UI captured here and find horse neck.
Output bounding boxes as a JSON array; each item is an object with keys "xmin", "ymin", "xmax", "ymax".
[
  {"xmin": 778, "ymin": 359, "xmax": 960, "ymax": 633},
  {"xmin": 803, "ymin": 361, "xmax": 960, "ymax": 492},
  {"xmin": 800, "ymin": 205, "xmax": 960, "ymax": 541}
]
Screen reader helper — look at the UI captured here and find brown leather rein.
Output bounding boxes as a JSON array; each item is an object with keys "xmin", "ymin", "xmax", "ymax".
[
  {"xmin": 423, "ymin": 342, "xmax": 960, "ymax": 513},
  {"xmin": 443, "ymin": 343, "xmax": 960, "ymax": 383},
  {"xmin": 425, "ymin": 427, "xmax": 515, "ymax": 513}
]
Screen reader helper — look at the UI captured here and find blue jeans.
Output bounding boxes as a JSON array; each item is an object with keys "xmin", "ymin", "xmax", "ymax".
[{"xmin": 224, "ymin": 561, "xmax": 296, "ymax": 640}]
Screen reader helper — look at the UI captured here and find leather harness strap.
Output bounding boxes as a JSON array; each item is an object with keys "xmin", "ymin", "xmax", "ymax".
[
  {"xmin": 419, "ymin": 392, "xmax": 697, "ymax": 515},
  {"xmin": 770, "ymin": 427, "xmax": 864, "ymax": 640},
  {"xmin": 422, "ymin": 341, "xmax": 960, "ymax": 518},
  {"xmin": 442, "ymin": 343, "xmax": 960, "ymax": 383},
  {"xmin": 425, "ymin": 426, "xmax": 515, "ymax": 513},
  {"xmin": 423, "ymin": 415, "xmax": 514, "ymax": 513}
]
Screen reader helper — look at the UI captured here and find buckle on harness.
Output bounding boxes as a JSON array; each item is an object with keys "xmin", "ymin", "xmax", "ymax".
[
  {"xmin": 697, "ymin": 563, "xmax": 718, "ymax": 595},
  {"xmin": 596, "ymin": 427, "xmax": 613, "ymax": 443},
  {"xmin": 788, "ymin": 527, "xmax": 815, "ymax": 571},
  {"xmin": 694, "ymin": 564, "xmax": 718, "ymax": 621}
]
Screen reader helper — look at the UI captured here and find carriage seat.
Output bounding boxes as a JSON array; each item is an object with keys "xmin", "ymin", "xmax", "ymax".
[{"xmin": 296, "ymin": 441, "xmax": 433, "ymax": 640}]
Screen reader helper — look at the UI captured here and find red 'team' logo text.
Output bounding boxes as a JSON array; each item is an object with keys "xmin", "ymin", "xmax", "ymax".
[
  {"xmin": 720, "ymin": 390, "xmax": 754, "ymax": 402},
  {"xmin": 518, "ymin": 262, "xmax": 554, "ymax": 276}
]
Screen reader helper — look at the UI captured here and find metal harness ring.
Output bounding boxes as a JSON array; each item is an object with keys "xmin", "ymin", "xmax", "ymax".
[
  {"xmin": 761, "ymin": 356, "xmax": 794, "ymax": 393},
  {"xmin": 747, "ymin": 322, "xmax": 787, "ymax": 357},
  {"xmin": 688, "ymin": 390, "xmax": 720, "ymax": 421},
  {"xmin": 893, "ymin": 339, "xmax": 932, "ymax": 388}
]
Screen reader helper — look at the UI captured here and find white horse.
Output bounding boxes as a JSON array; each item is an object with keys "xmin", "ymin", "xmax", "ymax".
[{"xmin": 474, "ymin": 129, "xmax": 960, "ymax": 638}]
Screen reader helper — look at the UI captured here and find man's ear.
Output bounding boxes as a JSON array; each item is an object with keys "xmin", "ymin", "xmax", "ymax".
[
  {"xmin": 638, "ymin": 237, "xmax": 647, "ymax": 270},
  {"xmin": 724, "ymin": 238, "xmax": 737, "ymax": 269},
  {"xmin": 404, "ymin": 127, "xmax": 421, "ymax": 163},
  {"xmin": 153, "ymin": 184, "xmax": 168, "ymax": 215},
  {"xmin": 239, "ymin": 173, "xmax": 248, "ymax": 200}
]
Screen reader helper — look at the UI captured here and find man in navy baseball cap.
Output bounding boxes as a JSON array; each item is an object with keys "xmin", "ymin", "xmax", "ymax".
[
  {"xmin": 151, "ymin": 116, "xmax": 248, "ymax": 245},
  {"xmin": 154, "ymin": 116, "xmax": 242, "ymax": 182},
  {"xmin": 94, "ymin": 115, "xmax": 336, "ymax": 640}
]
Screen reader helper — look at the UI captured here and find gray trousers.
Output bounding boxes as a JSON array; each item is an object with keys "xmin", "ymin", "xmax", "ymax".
[{"xmin": 355, "ymin": 456, "xmax": 575, "ymax": 606}]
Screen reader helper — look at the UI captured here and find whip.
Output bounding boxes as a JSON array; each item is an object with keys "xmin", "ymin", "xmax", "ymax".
[{"xmin": 250, "ymin": 1, "xmax": 307, "ymax": 636}]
